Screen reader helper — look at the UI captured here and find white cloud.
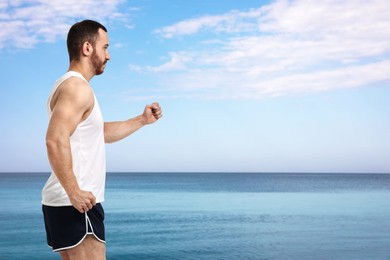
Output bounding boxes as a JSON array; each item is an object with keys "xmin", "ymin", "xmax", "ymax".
[
  {"xmin": 154, "ymin": 9, "xmax": 262, "ymax": 38},
  {"xmin": 133, "ymin": 0, "xmax": 390, "ymax": 100},
  {"xmin": 0, "ymin": 0, "xmax": 127, "ymax": 49},
  {"xmin": 132, "ymin": 52, "xmax": 193, "ymax": 73},
  {"xmin": 147, "ymin": 54, "xmax": 189, "ymax": 72}
]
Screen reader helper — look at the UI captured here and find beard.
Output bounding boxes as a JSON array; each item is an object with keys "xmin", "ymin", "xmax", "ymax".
[{"xmin": 91, "ymin": 51, "xmax": 107, "ymax": 75}]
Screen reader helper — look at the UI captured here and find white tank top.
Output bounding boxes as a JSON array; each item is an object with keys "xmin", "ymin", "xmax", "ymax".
[{"xmin": 42, "ymin": 71, "xmax": 106, "ymax": 206}]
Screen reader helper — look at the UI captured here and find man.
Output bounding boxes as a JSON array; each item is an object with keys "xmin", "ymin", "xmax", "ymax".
[{"xmin": 42, "ymin": 20, "xmax": 162, "ymax": 259}]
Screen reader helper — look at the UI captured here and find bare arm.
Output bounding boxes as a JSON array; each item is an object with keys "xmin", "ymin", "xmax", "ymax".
[
  {"xmin": 104, "ymin": 102, "xmax": 162, "ymax": 144},
  {"xmin": 46, "ymin": 78, "xmax": 96, "ymax": 213}
]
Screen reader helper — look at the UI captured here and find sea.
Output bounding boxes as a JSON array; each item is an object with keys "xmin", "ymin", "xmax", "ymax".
[{"xmin": 0, "ymin": 172, "xmax": 389, "ymax": 260}]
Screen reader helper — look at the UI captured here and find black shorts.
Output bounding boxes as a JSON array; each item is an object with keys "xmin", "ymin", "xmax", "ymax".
[{"xmin": 42, "ymin": 203, "xmax": 105, "ymax": 252}]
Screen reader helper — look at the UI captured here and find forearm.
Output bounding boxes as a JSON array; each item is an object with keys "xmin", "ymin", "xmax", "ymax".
[
  {"xmin": 46, "ymin": 137, "xmax": 80, "ymax": 195},
  {"xmin": 104, "ymin": 115, "xmax": 147, "ymax": 144}
]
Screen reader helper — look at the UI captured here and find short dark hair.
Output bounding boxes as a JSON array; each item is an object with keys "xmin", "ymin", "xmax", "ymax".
[{"xmin": 67, "ymin": 20, "xmax": 107, "ymax": 61}]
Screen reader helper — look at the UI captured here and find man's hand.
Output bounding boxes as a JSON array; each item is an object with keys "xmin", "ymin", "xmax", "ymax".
[
  {"xmin": 68, "ymin": 189, "xmax": 96, "ymax": 213},
  {"xmin": 143, "ymin": 102, "xmax": 163, "ymax": 124}
]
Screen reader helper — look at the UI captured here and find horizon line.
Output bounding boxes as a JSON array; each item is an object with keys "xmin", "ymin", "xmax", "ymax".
[{"xmin": 0, "ymin": 171, "xmax": 389, "ymax": 175}]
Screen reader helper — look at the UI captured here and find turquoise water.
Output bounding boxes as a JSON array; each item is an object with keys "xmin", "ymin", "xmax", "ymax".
[{"xmin": 0, "ymin": 172, "xmax": 389, "ymax": 259}]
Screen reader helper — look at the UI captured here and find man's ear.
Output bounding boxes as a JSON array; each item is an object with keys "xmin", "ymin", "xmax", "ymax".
[{"xmin": 81, "ymin": 42, "xmax": 93, "ymax": 57}]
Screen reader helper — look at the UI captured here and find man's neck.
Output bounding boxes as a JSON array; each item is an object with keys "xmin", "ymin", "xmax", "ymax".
[{"xmin": 68, "ymin": 62, "xmax": 94, "ymax": 82}]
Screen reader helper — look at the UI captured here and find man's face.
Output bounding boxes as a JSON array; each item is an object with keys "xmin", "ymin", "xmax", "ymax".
[{"xmin": 91, "ymin": 29, "xmax": 110, "ymax": 75}]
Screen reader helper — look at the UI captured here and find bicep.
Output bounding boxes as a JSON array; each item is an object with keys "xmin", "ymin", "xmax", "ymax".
[
  {"xmin": 47, "ymin": 104, "xmax": 82, "ymax": 140},
  {"xmin": 46, "ymin": 85, "xmax": 93, "ymax": 140}
]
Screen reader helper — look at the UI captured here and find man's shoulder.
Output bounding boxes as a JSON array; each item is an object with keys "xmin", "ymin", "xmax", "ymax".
[
  {"xmin": 50, "ymin": 76, "xmax": 94, "ymax": 112},
  {"xmin": 59, "ymin": 77, "xmax": 93, "ymax": 98}
]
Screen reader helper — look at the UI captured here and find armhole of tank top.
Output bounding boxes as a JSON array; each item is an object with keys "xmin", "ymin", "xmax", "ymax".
[{"xmin": 80, "ymin": 95, "xmax": 96, "ymax": 124}]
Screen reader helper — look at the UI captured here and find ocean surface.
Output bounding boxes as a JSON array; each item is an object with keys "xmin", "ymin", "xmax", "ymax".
[{"xmin": 0, "ymin": 172, "xmax": 389, "ymax": 259}]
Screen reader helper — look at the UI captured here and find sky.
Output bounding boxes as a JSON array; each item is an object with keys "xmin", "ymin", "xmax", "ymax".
[{"xmin": 0, "ymin": 0, "xmax": 389, "ymax": 173}]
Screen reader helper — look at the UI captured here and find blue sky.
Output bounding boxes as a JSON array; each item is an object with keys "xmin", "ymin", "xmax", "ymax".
[{"xmin": 0, "ymin": 0, "xmax": 389, "ymax": 173}]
